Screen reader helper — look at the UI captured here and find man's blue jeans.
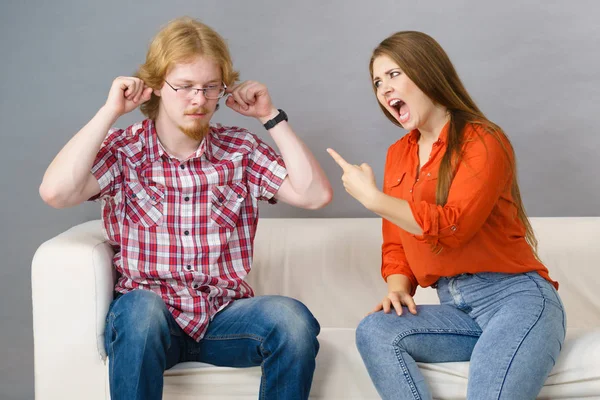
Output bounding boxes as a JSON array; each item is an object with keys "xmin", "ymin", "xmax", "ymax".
[
  {"xmin": 104, "ymin": 290, "xmax": 320, "ymax": 400},
  {"xmin": 356, "ymin": 272, "xmax": 566, "ymax": 400}
]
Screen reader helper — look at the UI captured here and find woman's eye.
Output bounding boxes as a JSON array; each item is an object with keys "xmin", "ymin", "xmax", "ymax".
[
  {"xmin": 390, "ymin": 71, "xmax": 401, "ymax": 78},
  {"xmin": 374, "ymin": 81, "xmax": 381, "ymax": 88}
]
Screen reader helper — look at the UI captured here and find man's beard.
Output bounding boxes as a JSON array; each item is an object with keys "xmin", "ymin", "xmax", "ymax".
[
  {"xmin": 179, "ymin": 107, "xmax": 211, "ymax": 141},
  {"xmin": 179, "ymin": 120, "xmax": 210, "ymax": 141}
]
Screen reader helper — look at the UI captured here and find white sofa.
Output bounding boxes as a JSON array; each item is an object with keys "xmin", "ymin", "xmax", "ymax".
[{"xmin": 32, "ymin": 217, "xmax": 600, "ymax": 399}]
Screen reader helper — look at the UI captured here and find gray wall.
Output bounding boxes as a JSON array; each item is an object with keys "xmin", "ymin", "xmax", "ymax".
[{"xmin": 1, "ymin": 0, "xmax": 599, "ymax": 398}]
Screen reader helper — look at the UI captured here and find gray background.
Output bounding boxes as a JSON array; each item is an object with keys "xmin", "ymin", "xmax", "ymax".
[{"xmin": 1, "ymin": 0, "xmax": 599, "ymax": 398}]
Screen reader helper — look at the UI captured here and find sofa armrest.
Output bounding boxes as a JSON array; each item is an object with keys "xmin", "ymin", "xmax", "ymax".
[{"xmin": 32, "ymin": 220, "xmax": 115, "ymax": 399}]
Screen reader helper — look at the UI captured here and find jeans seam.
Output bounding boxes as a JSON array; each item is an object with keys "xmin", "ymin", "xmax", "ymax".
[
  {"xmin": 393, "ymin": 346, "xmax": 422, "ymax": 400},
  {"xmin": 494, "ymin": 276, "xmax": 546, "ymax": 400},
  {"xmin": 202, "ymin": 333, "xmax": 264, "ymax": 341},
  {"xmin": 392, "ymin": 329, "xmax": 481, "ymax": 400},
  {"xmin": 259, "ymin": 341, "xmax": 268, "ymax": 400},
  {"xmin": 528, "ymin": 274, "xmax": 566, "ymax": 342},
  {"xmin": 260, "ymin": 361, "xmax": 266, "ymax": 400},
  {"xmin": 393, "ymin": 328, "xmax": 482, "ymax": 342}
]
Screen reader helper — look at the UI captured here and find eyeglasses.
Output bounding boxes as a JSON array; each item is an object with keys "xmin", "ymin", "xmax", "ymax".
[{"xmin": 164, "ymin": 81, "xmax": 227, "ymax": 100}]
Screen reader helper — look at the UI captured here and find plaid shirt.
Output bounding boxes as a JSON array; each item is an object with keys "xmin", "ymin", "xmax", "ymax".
[{"xmin": 91, "ymin": 119, "xmax": 287, "ymax": 341}]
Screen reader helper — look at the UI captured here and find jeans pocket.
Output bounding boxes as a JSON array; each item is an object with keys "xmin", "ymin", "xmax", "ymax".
[
  {"xmin": 210, "ymin": 182, "xmax": 248, "ymax": 229},
  {"xmin": 526, "ymin": 272, "xmax": 565, "ymax": 311}
]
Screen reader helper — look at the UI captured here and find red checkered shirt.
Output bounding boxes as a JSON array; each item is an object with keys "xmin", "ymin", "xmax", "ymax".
[{"xmin": 90, "ymin": 119, "xmax": 287, "ymax": 341}]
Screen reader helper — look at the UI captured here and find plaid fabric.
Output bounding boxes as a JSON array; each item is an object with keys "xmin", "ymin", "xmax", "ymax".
[{"xmin": 90, "ymin": 119, "xmax": 287, "ymax": 340}]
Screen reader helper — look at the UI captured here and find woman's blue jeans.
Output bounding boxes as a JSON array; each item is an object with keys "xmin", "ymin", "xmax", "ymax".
[
  {"xmin": 356, "ymin": 272, "xmax": 566, "ymax": 400},
  {"xmin": 104, "ymin": 291, "xmax": 320, "ymax": 400}
]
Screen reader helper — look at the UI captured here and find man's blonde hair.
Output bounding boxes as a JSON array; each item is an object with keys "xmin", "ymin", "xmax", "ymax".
[{"xmin": 136, "ymin": 17, "xmax": 239, "ymax": 120}]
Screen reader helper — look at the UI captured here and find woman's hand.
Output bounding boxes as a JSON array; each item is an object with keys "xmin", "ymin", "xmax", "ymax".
[
  {"xmin": 327, "ymin": 148, "xmax": 379, "ymax": 208},
  {"xmin": 371, "ymin": 290, "xmax": 418, "ymax": 316}
]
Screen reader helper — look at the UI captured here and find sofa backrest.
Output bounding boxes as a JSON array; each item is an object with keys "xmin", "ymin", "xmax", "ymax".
[{"xmin": 248, "ymin": 217, "xmax": 600, "ymax": 330}]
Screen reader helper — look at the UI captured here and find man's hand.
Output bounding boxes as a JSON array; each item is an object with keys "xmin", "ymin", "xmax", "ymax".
[
  {"xmin": 225, "ymin": 80, "xmax": 278, "ymax": 123},
  {"xmin": 370, "ymin": 291, "xmax": 418, "ymax": 316},
  {"xmin": 327, "ymin": 148, "xmax": 379, "ymax": 208},
  {"xmin": 104, "ymin": 77, "xmax": 153, "ymax": 118}
]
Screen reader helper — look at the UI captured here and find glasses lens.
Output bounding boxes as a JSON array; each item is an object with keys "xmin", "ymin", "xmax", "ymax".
[
  {"xmin": 204, "ymin": 86, "xmax": 224, "ymax": 99},
  {"xmin": 184, "ymin": 88, "xmax": 198, "ymax": 100}
]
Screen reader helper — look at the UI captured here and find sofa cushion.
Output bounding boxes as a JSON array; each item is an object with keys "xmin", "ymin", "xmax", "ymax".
[{"xmin": 162, "ymin": 327, "xmax": 600, "ymax": 399}]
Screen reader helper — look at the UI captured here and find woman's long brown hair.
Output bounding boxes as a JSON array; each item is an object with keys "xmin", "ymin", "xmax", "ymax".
[{"xmin": 370, "ymin": 31, "xmax": 538, "ymax": 256}]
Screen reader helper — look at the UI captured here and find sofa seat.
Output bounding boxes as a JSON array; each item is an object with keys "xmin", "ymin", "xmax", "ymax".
[{"xmin": 32, "ymin": 217, "xmax": 600, "ymax": 399}]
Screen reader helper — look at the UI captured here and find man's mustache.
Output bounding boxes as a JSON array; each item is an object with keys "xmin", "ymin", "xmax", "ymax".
[{"xmin": 184, "ymin": 107, "xmax": 211, "ymax": 115}]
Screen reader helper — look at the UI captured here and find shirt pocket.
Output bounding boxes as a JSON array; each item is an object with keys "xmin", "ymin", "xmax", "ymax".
[
  {"xmin": 384, "ymin": 171, "xmax": 406, "ymax": 192},
  {"xmin": 422, "ymin": 170, "xmax": 438, "ymax": 181},
  {"xmin": 124, "ymin": 180, "xmax": 165, "ymax": 228},
  {"xmin": 383, "ymin": 172, "xmax": 406, "ymax": 199},
  {"xmin": 210, "ymin": 182, "xmax": 249, "ymax": 230}
]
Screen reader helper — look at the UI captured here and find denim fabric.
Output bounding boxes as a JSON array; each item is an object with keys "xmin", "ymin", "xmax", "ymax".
[
  {"xmin": 356, "ymin": 272, "xmax": 566, "ymax": 400},
  {"xmin": 104, "ymin": 290, "xmax": 320, "ymax": 400}
]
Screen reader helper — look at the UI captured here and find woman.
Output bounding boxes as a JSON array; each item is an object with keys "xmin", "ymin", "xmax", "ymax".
[{"xmin": 327, "ymin": 31, "xmax": 565, "ymax": 400}]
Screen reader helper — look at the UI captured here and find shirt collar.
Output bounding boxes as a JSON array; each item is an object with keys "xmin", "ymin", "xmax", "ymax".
[
  {"xmin": 145, "ymin": 119, "xmax": 214, "ymax": 162},
  {"xmin": 407, "ymin": 120, "xmax": 450, "ymax": 145}
]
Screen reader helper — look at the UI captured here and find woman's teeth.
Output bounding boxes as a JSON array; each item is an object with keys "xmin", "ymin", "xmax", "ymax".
[{"xmin": 389, "ymin": 99, "xmax": 403, "ymax": 112}]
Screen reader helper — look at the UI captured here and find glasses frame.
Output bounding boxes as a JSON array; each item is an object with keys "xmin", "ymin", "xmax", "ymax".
[{"xmin": 164, "ymin": 81, "xmax": 227, "ymax": 100}]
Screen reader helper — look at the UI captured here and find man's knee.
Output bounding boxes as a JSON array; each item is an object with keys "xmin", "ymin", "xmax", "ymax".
[
  {"xmin": 261, "ymin": 296, "xmax": 320, "ymax": 356},
  {"xmin": 107, "ymin": 290, "xmax": 171, "ymax": 344}
]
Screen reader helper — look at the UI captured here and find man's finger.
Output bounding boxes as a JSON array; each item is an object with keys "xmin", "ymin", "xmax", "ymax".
[{"xmin": 326, "ymin": 148, "xmax": 352, "ymax": 171}]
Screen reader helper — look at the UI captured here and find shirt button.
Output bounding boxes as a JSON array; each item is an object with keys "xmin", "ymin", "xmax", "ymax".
[
  {"xmin": 237, "ymin": 194, "xmax": 243, "ymax": 199},
  {"xmin": 218, "ymin": 196, "xmax": 225, "ymax": 202},
  {"xmin": 185, "ymin": 265, "xmax": 193, "ymax": 271},
  {"xmin": 451, "ymin": 225, "xmax": 457, "ymax": 231},
  {"xmin": 180, "ymin": 164, "xmax": 186, "ymax": 170},
  {"xmin": 192, "ymin": 283, "xmax": 199, "ymax": 289},
  {"xmin": 184, "ymin": 230, "xmax": 190, "ymax": 236},
  {"xmin": 409, "ymin": 189, "xmax": 413, "ymax": 193},
  {"xmin": 427, "ymin": 173, "xmax": 431, "ymax": 177},
  {"xmin": 184, "ymin": 196, "xmax": 190, "ymax": 202}
]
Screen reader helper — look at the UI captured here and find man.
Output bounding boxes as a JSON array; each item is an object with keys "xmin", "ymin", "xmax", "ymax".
[{"xmin": 40, "ymin": 16, "xmax": 332, "ymax": 400}]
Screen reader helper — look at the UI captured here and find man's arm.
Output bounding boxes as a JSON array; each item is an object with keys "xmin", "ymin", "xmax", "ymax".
[
  {"xmin": 225, "ymin": 81, "xmax": 332, "ymax": 209},
  {"xmin": 260, "ymin": 112, "xmax": 332, "ymax": 209},
  {"xmin": 39, "ymin": 77, "xmax": 152, "ymax": 208}
]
